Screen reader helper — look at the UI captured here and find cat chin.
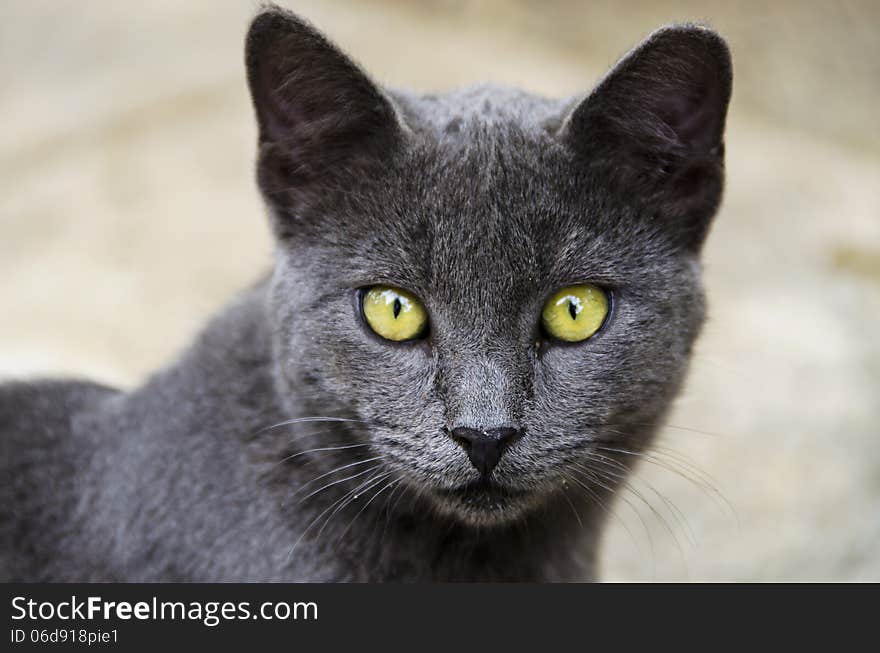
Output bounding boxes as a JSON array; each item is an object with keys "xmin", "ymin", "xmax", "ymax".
[{"xmin": 427, "ymin": 480, "xmax": 543, "ymax": 527}]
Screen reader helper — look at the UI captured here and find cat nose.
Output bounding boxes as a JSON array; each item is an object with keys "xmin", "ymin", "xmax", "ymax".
[{"xmin": 450, "ymin": 426, "xmax": 522, "ymax": 477}]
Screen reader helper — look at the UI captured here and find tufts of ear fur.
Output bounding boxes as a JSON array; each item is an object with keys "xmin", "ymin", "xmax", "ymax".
[
  {"xmin": 561, "ymin": 25, "xmax": 732, "ymax": 252},
  {"xmin": 245, "ymin": 5, "xmax": 403, "ymax": 220}
]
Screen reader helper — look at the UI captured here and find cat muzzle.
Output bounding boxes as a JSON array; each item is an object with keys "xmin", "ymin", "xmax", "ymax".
[{"xmin": 449, "ymin": 426, "xmax": 522, "ymax": 477}]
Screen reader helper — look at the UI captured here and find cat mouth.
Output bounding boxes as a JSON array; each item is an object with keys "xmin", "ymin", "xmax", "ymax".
[{"xmin": 439, "ymin": 478, "xmax": 527, "ymax": 513}]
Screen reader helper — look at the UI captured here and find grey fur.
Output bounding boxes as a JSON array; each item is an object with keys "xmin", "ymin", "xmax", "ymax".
[{"xmin": 0, "ymin": 6, "xmax": 731, "ymax": 581}]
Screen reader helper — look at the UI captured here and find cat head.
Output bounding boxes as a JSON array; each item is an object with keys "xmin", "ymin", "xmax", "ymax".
[{"xmin": 246, "ymin": 6, "xmax": 731, "ymax": 526}]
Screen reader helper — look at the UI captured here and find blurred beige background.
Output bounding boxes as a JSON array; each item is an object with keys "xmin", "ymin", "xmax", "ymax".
[{"xmin": 1, "ymin": 0, "xmax": 878, "ymax": 580}]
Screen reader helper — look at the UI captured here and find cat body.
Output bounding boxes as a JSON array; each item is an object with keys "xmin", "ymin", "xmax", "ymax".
[{"xmin": 1, "ymin": 6, "xmax": 731, "ymax": 582}]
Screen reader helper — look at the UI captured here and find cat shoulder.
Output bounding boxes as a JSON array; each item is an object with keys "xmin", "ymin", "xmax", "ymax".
[
  {"xmin": 0, "ymin": 378, "xmax": 119, "ymax": 447},
  {"xmin": 0, "ymin": 378, "xmax": 120, "ymax": 580}
]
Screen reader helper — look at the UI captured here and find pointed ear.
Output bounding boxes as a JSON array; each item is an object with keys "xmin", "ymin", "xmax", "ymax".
[
  {"xmin": 560, "ymin": 25, "xmax": 732, "ymax": 251},
  {"xmin": 245, "ymin": 6, "xmax": 403, "ymax": 208}
]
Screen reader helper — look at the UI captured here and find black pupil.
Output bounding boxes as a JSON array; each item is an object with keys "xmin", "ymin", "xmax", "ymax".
[
  {"xmin": 568, "ymin": 300, "xmax": 577, "ymax": 320},
  {"xmin": 393, "ymin": 297, "xmax": 402, "ymax": 319}
]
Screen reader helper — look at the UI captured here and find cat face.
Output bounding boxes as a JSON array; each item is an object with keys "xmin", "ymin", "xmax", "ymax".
[{"xmin": 247, "ymin": 8, "xmax": 731, "ymax": 525}]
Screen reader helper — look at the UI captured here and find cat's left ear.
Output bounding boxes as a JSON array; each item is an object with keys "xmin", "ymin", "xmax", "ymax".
[{"xmin": 559, "ymin": 25, "xmax": 732, "ymax": 252}]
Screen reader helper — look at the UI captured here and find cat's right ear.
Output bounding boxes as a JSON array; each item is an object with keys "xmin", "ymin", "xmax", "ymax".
[{"xmin": 245, "ymin": 6, "xmax": 404, "ymax": 212}]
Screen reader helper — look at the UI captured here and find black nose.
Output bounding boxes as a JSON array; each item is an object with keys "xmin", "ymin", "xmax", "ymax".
[{"xmin": 450, "ymin": 426, "xmax": 521, "ymax": 477}]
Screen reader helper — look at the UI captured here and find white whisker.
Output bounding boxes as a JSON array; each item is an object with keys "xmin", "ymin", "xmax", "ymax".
[{"xmin": 297, "ymin": 463, "xmax": 384, "ymax": 504}]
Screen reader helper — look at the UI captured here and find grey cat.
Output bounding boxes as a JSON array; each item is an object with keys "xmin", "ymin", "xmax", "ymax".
[{"xmin": 0, "ymin": 6, "xmax": 731, "ymax": 581}]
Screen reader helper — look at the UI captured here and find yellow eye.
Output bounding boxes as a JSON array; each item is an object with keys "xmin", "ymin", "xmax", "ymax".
[
  {"xmin": 362, "ymin": 286, "xmax": 428, "ymax": 342},
  {"xmin": 541, "ymin": 284, "xmax": 609, "ymax": 342}
]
